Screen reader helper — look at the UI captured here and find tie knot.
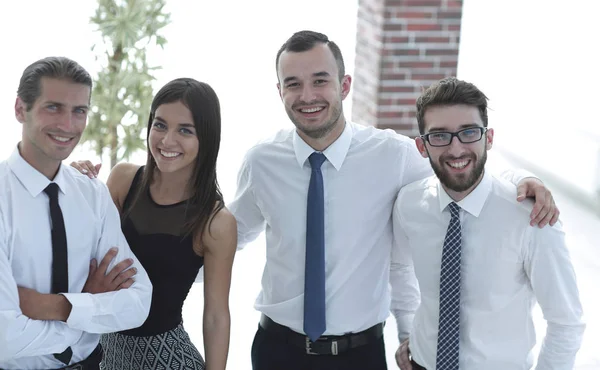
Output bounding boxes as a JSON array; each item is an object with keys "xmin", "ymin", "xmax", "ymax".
[
  {"xmin": 447, "ymin": 202, "xmax": 460, "ymax": 218},
  {"xmin": 308, "ymin": 152, "xmax": 327, "ymax": 169},
  {"xmin": 44, "ymin": 183, "xmax": 59, "ymax": 200}
]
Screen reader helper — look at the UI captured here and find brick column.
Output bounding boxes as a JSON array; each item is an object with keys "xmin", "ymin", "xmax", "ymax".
[{"xmin": 352, "ymin": 0, "xmax": 464, "ymax": 137}]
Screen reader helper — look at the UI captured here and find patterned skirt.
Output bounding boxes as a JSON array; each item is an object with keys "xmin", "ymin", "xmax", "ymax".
[{"xmin": 99, "ymin": 322, "xmax": 205, "ymax": 370}]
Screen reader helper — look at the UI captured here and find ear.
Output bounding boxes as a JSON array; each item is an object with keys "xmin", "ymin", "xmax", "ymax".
[
  {"xmin": 15, "ymin": 97, "xmax": 27, "ymax": 124},
  {"xmin": 485, "ymin": 128, "xmax": 494, "ymax": 150},
  {"xmin": 276, "ymin": 82, "xmax": 283, "ymax": 100},
  {"xmin": 340, "ymin": 75, "xmax": 352, "ymax": 101},
  {"xmin": 415, "ymin": 136, "xmax": 429, "ymax": 158}
]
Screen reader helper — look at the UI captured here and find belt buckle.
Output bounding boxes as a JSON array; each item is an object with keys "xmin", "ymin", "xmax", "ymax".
[
  {"xmin": 304, "ymin": 337, "xmax": 339, "ymax": 356},
  {"xmin": 305, "ymin": 337, "xmax": 318, "ymax": 355},
  {"xmin": 331, "ymin": 340, "xmax": 339, "ymax": 355}
]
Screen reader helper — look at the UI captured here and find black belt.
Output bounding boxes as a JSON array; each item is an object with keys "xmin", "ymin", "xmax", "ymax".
[
  {"xmin": 0, "ymin": 344, "xmax": 104, "ymax": 370},
  {"xmin": 259, "ymin": 314, "xmax": 384, "ymax": 356}
]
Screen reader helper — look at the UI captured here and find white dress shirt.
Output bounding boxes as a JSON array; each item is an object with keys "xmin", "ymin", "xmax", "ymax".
[
  {"xmin": 230, "ymin": 121, "xmax": 431, "ymax": 336},
  {"xmin": 0, "ymin": 146, "xmax": 153, "ymax": 369},
  {"xmin": 392, "ymin": 171, "xmax": 585, "ymax": 370},
  {"xmin": 230, "ymin": 121, "xmax": 530, "ymax": 338}
]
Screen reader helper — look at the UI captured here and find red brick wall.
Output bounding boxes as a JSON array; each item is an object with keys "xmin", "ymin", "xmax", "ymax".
[{"xmin": 352, "ymin": 0, "xmax": 464, "ymax": 137}]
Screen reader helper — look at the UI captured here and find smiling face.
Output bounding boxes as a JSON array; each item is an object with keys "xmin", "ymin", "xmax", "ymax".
[
  {"xmin": 277, "ymin": 43, "xmax": 351, "ymax": 142},
  {"xmin": 15, "ymin": 77, "xmax": 90, "ymax": 178},
  {"xmin": 148, "ymin": 101, "xmax": 199, "ymax": 176},
  {"xmin": 416, "ymin": 104, "xmax": 494, "ymax": 201}
]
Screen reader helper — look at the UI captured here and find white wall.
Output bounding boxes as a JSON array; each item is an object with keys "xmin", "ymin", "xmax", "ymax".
[{"xmin": 458, "ymin": 0, "xmax": 600, "ymax": 207}]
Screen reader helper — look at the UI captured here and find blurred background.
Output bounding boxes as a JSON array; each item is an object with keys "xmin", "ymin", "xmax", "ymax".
[{"xmin": 1, "ymin": 0, "xmax": 598, "ymax": 368}]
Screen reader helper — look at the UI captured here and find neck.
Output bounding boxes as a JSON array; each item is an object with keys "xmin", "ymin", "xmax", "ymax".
[
  {"xmin": 298, "ymin": 118, "xmax": 346, "ymax": 152},
  {"xmin": 150, "ymin": 168, "xmax": 192, "ymax": 205},
  {"xmin": 442, "ymin": 170, "xmax": 485, "ymax": 202},
  {"xmin": 18, "ymin": 142, "xmax": 60, "ymax": 180}
]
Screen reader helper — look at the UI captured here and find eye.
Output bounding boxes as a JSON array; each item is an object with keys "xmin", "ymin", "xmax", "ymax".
[
  {"xmin": 460, "ymin": 128, "xmax": 479, "ymax": 138},
  {"xmin": 285, "ymin": 82, "xmax": 299, "ymax": 88},
  {"xmin": 152, "ymin": 121, "xmax": 166, "ymax": 130},
  {"xmin": 179, "ymin": 128, "xmax": 194, "ymax": 135},
  {"xmin": 46, "ymin": 104, "xmax": 58, "ymax": 112},
  {"xmin": 74, "ymin": 108, "xmax": 87, "ymax": 114},
  {"xmin": 314, "ymin": 79, "xmax": 327, "ymax": 85}
]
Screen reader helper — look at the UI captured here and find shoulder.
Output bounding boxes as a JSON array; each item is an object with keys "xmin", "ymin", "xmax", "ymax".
[
  {"xmin": 395, "ymin": 176, "xmax": 438, "ymax": 211},
  {"xmin": 203, "ymin": 205, "xmax": 237, "ymax": 252},
  {"xmin": 63, "ymin": 165, "xmax": 109, "ymax": 195},
  {"xmin": 244, "ymin": 128, "xmax": 295, "ymax": 161},
  {"xmin": 489, "ymin": 174, "xmax": 536, "ymax": 218},
  {"xmin": 107, "ymin": 163, "xmax": 141, "ymax": 194},
  {"xmin": 351, "ymin": 122, "xmax": 415, "ymax": 148}
]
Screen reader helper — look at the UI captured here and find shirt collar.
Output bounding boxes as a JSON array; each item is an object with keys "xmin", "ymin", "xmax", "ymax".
[
  {"xmin": 438, "ymin": 170, "xmax": 492, "ymax": 217},
  {"xmin": 7, "ymin": 144, "xmax": 69, "ymax": 197},
  {"xmin": 292, "ymin": 122, "xmax": 353, "ymax": 170}
]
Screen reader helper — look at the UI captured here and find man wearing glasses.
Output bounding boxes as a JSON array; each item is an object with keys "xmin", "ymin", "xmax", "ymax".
[{"xmin": 392, "ymin": 77, "xmax": 585, "ymax": 370}]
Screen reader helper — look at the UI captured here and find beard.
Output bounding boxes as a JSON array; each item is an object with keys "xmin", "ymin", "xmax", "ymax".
[
  {"xmin": 430, "ymin": 149, "xmax": 487, "ymax": 193},
  {"xmin": 286, "ymin": 101, "xmax": 343, "ymax": 139}
]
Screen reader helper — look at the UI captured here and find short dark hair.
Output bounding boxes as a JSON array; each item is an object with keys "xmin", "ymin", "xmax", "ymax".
[
  {"xmin": 416, "ymin": 77, "xmax": 489, "ymax": 134},
  {"xmin": 276, "ymin": 30, "xmax": 345, "ymax": 81},
  {"xmin": 17, "ymin": 56, "xmax": 92, "ymax": 111}
]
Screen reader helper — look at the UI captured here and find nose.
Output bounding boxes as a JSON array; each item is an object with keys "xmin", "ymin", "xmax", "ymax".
[
  {"xmin": 56, "ymin": 112, "xmax": 74, "ymax": 131},
  {"xmin": 161, "ymin": 130, "xmax": 176, "ymax": 146},
  {"xmin": 300, "ymin": 84, "xmax": 317, "ymax": 103},
  {"xmin": 446, "ymin": 135, "xmax": 467, "ymax": 157}
]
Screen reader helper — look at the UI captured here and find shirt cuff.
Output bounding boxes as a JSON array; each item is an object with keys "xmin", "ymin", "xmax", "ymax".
[
  {"xmin": 393, "ymin": 313, "xmax": 415, "ymax": 342},
  {"xmin": 61, "ymin": 292, "xmax": 94, "ymax": 330}
]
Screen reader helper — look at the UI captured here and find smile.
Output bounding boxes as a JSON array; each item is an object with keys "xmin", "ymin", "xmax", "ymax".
[
  {"xmin": 49, "ymin": 134, "xmax": 74, "ymax": 143},
  {"xmin": 298, "ymin": 107, "xmax": 324, "ymax": 113},
  {"xmin": 446, "ymin": 159, "xmax": 471, "ymax": 170},
  {"xmin": 160, "ymin": 149, "xmax": 181, "ymax": 158}
]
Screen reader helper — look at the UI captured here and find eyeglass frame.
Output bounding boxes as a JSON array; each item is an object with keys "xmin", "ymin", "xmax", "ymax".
[{"xmin": 420, "ymin": 126, "xmax": 488, "ymax": 147}]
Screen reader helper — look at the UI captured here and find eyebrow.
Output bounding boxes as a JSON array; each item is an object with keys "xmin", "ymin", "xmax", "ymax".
[
  {"xmin": 154, "ymin": 116, "xmax": 195, "ymax": 128},
  {"xmin": 428, "ymin": 123, "xmax": 481, "ymax": 132},
  {"xmin": 44, "ymin": 101, "xmax": 89, "ymax": 110},
  {"xmin": 282, "ymin": 71, "xmax": 331, "ymax": 85}
]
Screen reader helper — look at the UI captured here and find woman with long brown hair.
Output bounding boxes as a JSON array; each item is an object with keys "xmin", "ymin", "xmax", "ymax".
[{"xmin": 72, "ymin": 78, "xmax": 236, "ymax": 370}]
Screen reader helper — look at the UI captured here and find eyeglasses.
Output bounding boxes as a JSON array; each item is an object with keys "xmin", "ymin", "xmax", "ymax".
[{"xmin": 421, "ymin": 127, "xmax": 487, "ymax": 147}]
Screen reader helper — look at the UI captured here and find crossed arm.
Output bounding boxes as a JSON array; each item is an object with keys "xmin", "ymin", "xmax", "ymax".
[{"xmin": 0, "ymin": 185, "xmax": 152, "ymax": 361}]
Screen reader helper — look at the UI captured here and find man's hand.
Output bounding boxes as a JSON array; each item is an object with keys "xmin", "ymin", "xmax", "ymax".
[
  {"xmin": 70, "ymin": 160, "xmax": 101, "ymax": 179},
  {"xmin": 395, "ymin": 339, "xmax": 412, "ymax": 370},
  {"xmin": 83, "ymin": 248, "xmax": 137, "ymax": 294},
  {"xmin": 17, "ymin": 287, "xmax": 72, "ymax": 321},
  {"xmin": 516, "ymin": 177, "xmax": 560, "ymax": 228}
]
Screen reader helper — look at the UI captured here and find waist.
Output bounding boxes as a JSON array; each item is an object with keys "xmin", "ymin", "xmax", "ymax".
[
  {"xmin": 0, "ymin": 344, "xmax": 102, "ymax": 370},
  {"xmin": 120, "ymin": 310, "xmax": 183, "ymax": 337},
  {"xmin": 259, "ymin": 314, "xmax": 384, "ymax": 356}
]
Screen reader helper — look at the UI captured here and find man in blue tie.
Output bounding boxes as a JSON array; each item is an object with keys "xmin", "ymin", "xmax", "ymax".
[
  {"xmin": 230, "ymin": 31, "xmax": 561, "ymax": 370},
  {"xmin": 393, "ymin": 77, "xmax": 585, "ymax": 369}
]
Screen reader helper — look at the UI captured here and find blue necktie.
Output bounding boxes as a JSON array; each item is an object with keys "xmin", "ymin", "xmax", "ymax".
[
  {"xmin": 304, "ymin": 152, "xmax": 327, "ymax": 342},
  {"xmin": 436, "ymin": 202, "xmax": 462, "ymax": 370}
]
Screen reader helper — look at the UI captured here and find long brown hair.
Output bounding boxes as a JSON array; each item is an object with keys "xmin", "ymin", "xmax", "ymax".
[{"xmin": 127, "ymin": 78, "xmax": 224, "ymax": 239}]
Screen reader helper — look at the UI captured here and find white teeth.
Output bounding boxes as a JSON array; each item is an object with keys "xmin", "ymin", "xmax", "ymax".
[
  {"xmin": 51, "ymin": 135, "xmax": 70, "ymax": 142},
  {"xmin": 160, "ymin": 150, "xmax": 180, "ymax": 158},
  {"xmin": 448, "ymin": 160, "xmax": 469, "ymax": 169},
  {"xmin": 300, "ymin": 107, "xmax": 323, "ymax": 113}
]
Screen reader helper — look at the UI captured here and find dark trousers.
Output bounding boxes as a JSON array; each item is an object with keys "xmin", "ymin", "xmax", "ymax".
[
  {"xmin": 411, "ymin": 359, "xmax": 427, "ymax": 370},
  {"xmin": 251, "ymin": 325, "xmax": 388, "ymax": 370}
]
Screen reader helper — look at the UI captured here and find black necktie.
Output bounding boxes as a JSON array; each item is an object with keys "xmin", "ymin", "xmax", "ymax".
[{"xmin": 44, "ymin": 183, "xmax": 73, "ymax": 365}]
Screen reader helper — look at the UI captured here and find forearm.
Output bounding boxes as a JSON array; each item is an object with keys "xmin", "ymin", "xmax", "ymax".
[
  {"xmin": 535, "ymin": 322, "xmax": 585, "ymax": 370},
  {"xmin": 40, "ymin": 294, "xmax": 72, "ymax": 321},
  {"xmin": 0, "ymin": 311, "xmax": 82, "ymax": 361},
  {"xmin": 390, "ymin": 263, "xmax": 419, "ymax": 342},
  {"xmin": 62, "ymin": 280, "xmax": 152, "ymax": 333},
  {"xmin": 203, "ymin": 310, "xmax": 231, "ymax": 370}
]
